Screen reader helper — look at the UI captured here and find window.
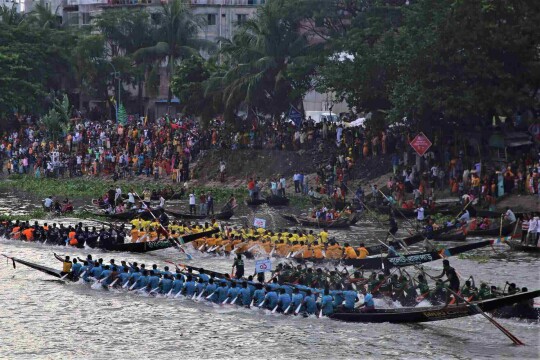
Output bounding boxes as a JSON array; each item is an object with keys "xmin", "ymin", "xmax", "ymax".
[
  {"xmin": 207, "ymin": 14, "xmax": 216, "ymax": 26},
  {"xmin": 82, "ymin": 12, "xmax": 91, "ymax": 25},
  {"xmin": 237, "ymin": 14, "xmax": 247, "ymax": 25}
]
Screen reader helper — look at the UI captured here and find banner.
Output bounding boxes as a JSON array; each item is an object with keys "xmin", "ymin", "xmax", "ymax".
[
  {"xmin": 287, "ymin": 105, "xmax": 303, "ymax": 128},
  {"xmin": 253, "ymin": 218, "xmax": 266, "ymax": 229},
  {"xmin": 255, "ymin": 259, "xmax": 272, "ymax": 273},
  {"xmin": 475, "ymin": 163, "xmax": 481, "ymax": 176}
]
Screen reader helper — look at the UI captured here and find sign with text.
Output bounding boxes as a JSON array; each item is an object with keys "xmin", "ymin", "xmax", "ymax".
[
  {"xmin": 255, "ymin": 259, "xmax": 272, "ymax": 273},
  {"xmin": 410, "ymin": 132, "xmax": 433, "ymax": 156},
  {"xmin": 253, "ymin": 218, "xmax": 266, "ymax": 229}
]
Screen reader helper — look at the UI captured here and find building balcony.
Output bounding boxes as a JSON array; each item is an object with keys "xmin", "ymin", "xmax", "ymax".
[
  {"xmin": 65, "ymin": 0, "xmax": 108, "ymax": 5},
  {"xmin": 190, "ymin": 0, "xmax": 265, "ymax": 5}
]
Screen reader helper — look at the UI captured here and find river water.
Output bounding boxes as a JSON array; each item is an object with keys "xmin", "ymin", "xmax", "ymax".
[{"xmin": 0, "ymin": 199, "xmax": 539, "ymax": 359}]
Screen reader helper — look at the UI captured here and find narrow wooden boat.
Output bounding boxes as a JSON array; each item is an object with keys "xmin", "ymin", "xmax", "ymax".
[
  {"xmin": 280, "ymin": 213, "xmax": 355, "ymax": 229},
  {"xmin": 329, "ymin": 290, "xmax": 540, "ymax": 323},
  {"xmin": 467, "ymin": 221, "xmax": 516, "ymax": 237},
  {"xmin": 98, "ymin": 228, "xmax": 219, "ymax": 253},
  {"xmin": 266, "ymin": 195, "xmax": 290, "ymax": 206},
  {"xmin": 3, "ymin": 255, "xmax": 64, "ymax": 279},
  {"xmin": 506, "ymin": 240, "xmax": 540, "ymax": 253},
  {"xmin": 432, "ymin": 229, "xmax": 467, "ymax": 242},
  {"xmin": 165, "ymin": 209, "xmax": 234, "ymax": 221},
  {"xmin": 475, "ymin": 209, "xmax": 525, "ymax": 219},
  {"xmin": 91, "ymin": 210, "xmax": 154, "ymax": 221},
  {"xmin": 294, "ymin": 241, "xmax": 492, "ymax": 270},
  {"xmin": 245, "ymin": 198, "xmax": 266, "ymax": 206},
  {"xmin": 375, "ymin": 203, "xmax": 460, "ymax": 218},
  {"xmin": 245, "ymin": 195, "xmax": 290, "ymax": 206},
  {"xmin": 309, "ymin": 196, "xmax": 348, "ymax": 211},
  {"xmin": 365, "ymin": 226, "xmax": 456, "ymax": 256},
  {"xmin": 7, "ymin": 255, "xmax": 539, "ymax": 324}
]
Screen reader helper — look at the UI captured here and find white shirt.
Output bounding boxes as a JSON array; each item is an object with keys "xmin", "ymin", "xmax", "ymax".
[
  {"xmin": 159, "ymin": 196, "xmax": 165, "ymax": 207},
  {"xmin": 458, "ymin": 210, "xmax": 470, "ymax": 222},
  {"xmin": 504, "ymin": 209, "xmax": 516, "ymax": 223},
  {"xmin": 529, "ymin": 218, "xmax": 539, "ymax": 233},
  {"xmin": 415, "ymin": 207, "xmax": 425, "ymax": 221},
  {"xmin": 128, "ymin": 192, "xmax": 135, "ymax": 203},
  {"xmin": 189, "ymin": 194, "xmax": 196, "ymax": 205},
  {"xmin": 44, "ymin": 198, "xmax": 53, "ymax": 207}
]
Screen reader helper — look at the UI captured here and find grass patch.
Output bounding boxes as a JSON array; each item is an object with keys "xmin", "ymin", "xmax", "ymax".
[{"xmin": 0, "ymin": 175, "xmax": 178, "ymax": 199}]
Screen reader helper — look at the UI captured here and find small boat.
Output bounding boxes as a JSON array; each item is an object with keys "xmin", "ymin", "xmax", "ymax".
[
  {"xmin": 506, "ymin": 240, "xmax": 540, "ymax": 253},
  {"xmin": 475, "ymin": 209, "xmax": 525, "ymax": 219},
  {"xmin": 150, "ymin": 190, "xmax": 184, "ymax": 201},
  {"xmin": 91, "ymin": 199, "xmax": 109, "ymax": 210},
  {"xmin": 374, "ymin": 203, "xmax": 460, "ymax": 218},
  {"xmin": 245, "ymin": 198, "xmax": 266, "ymax": 206},
  {"xmin": 280, "ymin": 213, "xmax": 358, "ymax": 229},
  {"xmin": 329, "ymin": 290, "xmax": 540, "ymax": 323},
  {"xmin": 91, "ymin": 210, "xmax": 154, "ymax": 221},
  {"xmin": 245, "ymin": 195, "xmax": 290, "ymax": 207},
  {"xmin": 364, "ymin": 226, "xmax": 456, "ymax": 256},
  {"xmin": 467, "ymin": 221, "xmax": 516, "ymax": 237},
  {"xmin": 165, "ymin": 209, "xmax": 234, "ymax": 221},
  {"xmin": 98, "ymin": 228, "xmax": 219, "ymax": 253},
  {"xmin": 309, "ymin": 196, "xmax": 349, "ymax": 211},
  {"xmin": 432, "ymin": 229, "xmax": 467, "ymax": 242},
  {"xmin": 266, "ymin": 195, "xmax": 290, "ymax": 206}
]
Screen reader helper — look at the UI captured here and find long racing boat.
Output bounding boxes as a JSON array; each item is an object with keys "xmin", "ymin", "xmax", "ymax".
[{"xmin": 4, "ymin": 255, "xmax": 539, "ymax": 325}]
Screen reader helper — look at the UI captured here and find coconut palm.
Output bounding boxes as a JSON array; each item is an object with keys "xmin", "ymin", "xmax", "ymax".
[
  {"xmin": 0, "ymin": 4, "xmax": 26, "ymax": 26},
  {"xmin": 206, "ymin": 0, "xmax": 319, "ymax": 119},
  {"xmin": 134, "ymin": 0, "xmax": 212, "ymax": 107},
  {"xmin": 28, "ymin": 4, "xmax": 62, "ymax": 29}
]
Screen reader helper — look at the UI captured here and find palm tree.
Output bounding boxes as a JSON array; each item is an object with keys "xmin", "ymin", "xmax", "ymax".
[
  {"xmin": 135, "ymin": 0, "xmax": 212, "ymax": 107},
  {"xmin": 206, "ymin": 0, "xmax": 318, "ymax": 120},
  {"xmin": 0, "ymin": 4, "xmax": 26, "ymax": 26},
  {"xmin": 28, "ymin": 3, "xmax": 62, "ymax": 29}
]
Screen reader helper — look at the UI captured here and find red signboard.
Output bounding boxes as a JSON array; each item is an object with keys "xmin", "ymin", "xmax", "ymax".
[{"xmin": 409, "ymin": 132, "xmax": 432, "ymax": 156}]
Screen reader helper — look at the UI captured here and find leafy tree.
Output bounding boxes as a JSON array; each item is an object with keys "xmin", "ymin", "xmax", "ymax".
[
  {"xmin": 41, "ymin": 94, "xmax": 71, "ymax": 141},
  {"xmin": 389, "ymin": 0, "xmax": 540, "ymax": 128},
  {"xmin": 171, "ymin": 55, "xmax": 223, "ymax": 124},
  {"xmin": 206, "ymin": 0, "xmax": 319, "ymax": 120},
  {"xmin": 135, "ymin": 0, "xmax": 211, "ymax": 107}
]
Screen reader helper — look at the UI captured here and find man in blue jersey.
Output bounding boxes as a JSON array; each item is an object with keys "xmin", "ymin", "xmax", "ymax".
[
  {"xmin": 239, "ymin": 282, "xmax": 252, "ymax": 306},
  {"xmin": 90, "ymin": 261, "xmax": 103, "ymax": 280},
  {"xmin": 291, "ymin": 288, "xmax": 304, "ymax": 312},
  {"xmin": 136, "ymin": 270, "xmax": 149, "ymax": 290},
  {"xmin": 253, "ymin": 283, "xmax": 266, "ymax": 307},
  {"xmin": 204, "ymin": 279, "xmax": 218, "ymax": 301},
  {"xmin": 215, "ymin": 281, "xmax": 229, "ymax": 303},
  {"xmin": 304, "ymin": 289, "xmax": 318, "ymax": 315},
  {"xmin": 183, "ymin": 275, "xmax": 197, "ymax": 297},
  {"xmin": 341, "ymin": 285, "xmax": 360, "ymax": 311},
  {"xmin": 277, "ymin": 288, "xmax": 292, "ymax": 313},
  {"xmin": 195, "ymin": 278, "xmax": 205, "ymax": 297},
  {"xmin": 359, "ymin": 292, "xmax": 375, "ymax": 312},
  {"xmin": 172, "ymin": 273, "xmax": 185, "ymax": 296},
  {"xmin": 265, "ymin": 286, "xmax": 278, "ymax": 310},
  {"xmin": 320, "ymin": 288, "xmax": 334, "ymax": 316},
  {"xmin": 71, "ymin": 258, "xmax": 82, "ymax": 278},
  {"xmin": 225, "ymin": 282, "xmax": 241, "ymax": 304},
  {"xmin": 118, "ymin": 267, "xmax": 131, "ymax": 288},
  {"xmin": 99, "ymin": 265, "xmax": 113, "ymax": 286},
  {"xmin": 147, "ymin": 271, "xmax": 161, "ymax": 293},
  {"xmin": 161, "ymin": 274, "xmax": 174, "ymax": 295}
]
